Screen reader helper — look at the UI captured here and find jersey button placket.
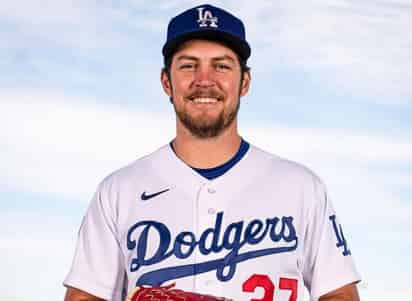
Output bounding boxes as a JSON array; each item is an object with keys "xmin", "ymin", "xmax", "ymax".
[
  {"xmin": 195, "ymin": 184, "xmax": 223, "ymax": 294},
  {"xmin": 207, "ymin": 187, "xmax": 217, "ymax": 215},
  {"xmin": 207, "ymin": 207, "xmax": 216, "ymax": 215},
  {"xmin": 194, "ymin": 183, "xmax": 210, "ymax": 291},
  {"xmin": 207, "ymin": 187, "xmax": 216, "ymax": 194}
]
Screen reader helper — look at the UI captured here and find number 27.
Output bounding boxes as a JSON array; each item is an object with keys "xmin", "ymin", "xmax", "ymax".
[{"xmin": 242, "ymin": 274, "xmax": 298, "ymax": 301}]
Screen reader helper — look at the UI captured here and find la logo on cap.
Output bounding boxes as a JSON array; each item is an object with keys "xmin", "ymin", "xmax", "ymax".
[{"xmin": 197, "ymin": 7, "xmax": 218, "ymax": 28}]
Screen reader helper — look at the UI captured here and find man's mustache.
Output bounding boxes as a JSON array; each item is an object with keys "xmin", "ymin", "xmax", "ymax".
[{"xmin": 186, "ymin": 89, "xmax": 224, "ymax": 100}]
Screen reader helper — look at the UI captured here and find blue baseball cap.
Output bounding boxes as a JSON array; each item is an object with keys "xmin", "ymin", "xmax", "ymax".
[{"xmin": 162, "ymin": 4, "xmax": 251, "ymax": 61}]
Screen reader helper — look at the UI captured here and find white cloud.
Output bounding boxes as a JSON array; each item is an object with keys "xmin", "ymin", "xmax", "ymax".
[
  {"xmin": 0, "ymin": 213, "xmax": 77, "ymax": 301},
  {"xmin": 358, "ymin": 282, "xmax": 412, "ymax": 301},
  {"xmin": 1, "ymin": 90, "xmax": 175, "ymax": 200},
  {"xmin": 126, "ymin": 0, "xmax": 412, "ymax": 102},
  {"xmin": 242, "ymin": 124, "xmax": 412, "ymax": 163},
  {"xmin": 2, "ymin": 0, "xmax": 411, "ymax": 101},
  {"xmin": 0, "ymin": 0, "xmax": 91, "ymax": 25},
  {"xmin": 0, "ymin": 0, "xmax": 133, "ymax": 53},
  {"xmin": 236, "ymin": 0, "xmax": 412, "ymax": 102},
  {"xmin": 1, "ymin": 90, "xmax": 410, "ymax": 208}
]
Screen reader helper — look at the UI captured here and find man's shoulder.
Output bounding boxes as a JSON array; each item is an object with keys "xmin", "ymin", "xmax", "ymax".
[
  {"xmin": 248, "ymin": 143, "xmax": 324, "ymax": 186},
  {"xmin": 99, "ymin": 144, "xmax": 170, "ymax": 187}
]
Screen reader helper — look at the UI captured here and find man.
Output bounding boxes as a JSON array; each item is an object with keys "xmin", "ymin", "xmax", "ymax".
[{"xmin": 64, "ymin": 4, "xmax": 361, "ymax": 301}]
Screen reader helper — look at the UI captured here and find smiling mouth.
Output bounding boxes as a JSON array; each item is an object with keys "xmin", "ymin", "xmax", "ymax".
[{"xmin": 189, "ymin": 97, "xmax": 220, "ymax": 103}]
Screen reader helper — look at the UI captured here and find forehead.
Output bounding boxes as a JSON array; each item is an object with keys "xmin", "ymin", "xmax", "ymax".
[{"xmin": 172, "ymin": 39, "xmax": 239, "ymax": 61}]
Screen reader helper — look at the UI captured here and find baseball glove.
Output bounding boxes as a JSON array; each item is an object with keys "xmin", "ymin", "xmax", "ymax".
[{"xmin": 126, "ymin": 283, "xmax": 233, "ymax": 301}]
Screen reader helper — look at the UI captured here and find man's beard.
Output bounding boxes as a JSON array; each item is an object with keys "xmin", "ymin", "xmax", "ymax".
[{"xmin": 173, "ymin": 96, "xmax": 240, "ymax": 139}]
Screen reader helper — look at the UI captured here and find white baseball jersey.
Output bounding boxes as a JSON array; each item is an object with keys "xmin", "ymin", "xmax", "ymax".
[{"xmin": 64, "ymin": 143, "xmax": 361, "ymax": 301}]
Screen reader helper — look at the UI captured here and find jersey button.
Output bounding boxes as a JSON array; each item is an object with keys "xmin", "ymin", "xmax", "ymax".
[
  {"xmin": 207, "ymin": 187, "xmax": 216, "ymax": 194},
  {"xmin": 208, "ymin": 208, "xmax": 216, "ymax": 215}
]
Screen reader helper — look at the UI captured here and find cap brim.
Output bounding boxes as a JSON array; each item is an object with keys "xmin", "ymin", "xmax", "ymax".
[{"xmin": 162, "ymin": 30, "xmax": 251, "ymax": 61}]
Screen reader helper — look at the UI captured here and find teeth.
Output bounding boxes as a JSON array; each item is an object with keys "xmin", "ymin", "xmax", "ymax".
[{"xmin": 192, "ymin": 97, "xmax": 218, "ymax": 103}]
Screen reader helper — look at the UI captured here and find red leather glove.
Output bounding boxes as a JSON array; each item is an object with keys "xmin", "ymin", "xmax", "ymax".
[{"xmin": 127, "ymin": 284, "xmax": 232, "ymax": 301}]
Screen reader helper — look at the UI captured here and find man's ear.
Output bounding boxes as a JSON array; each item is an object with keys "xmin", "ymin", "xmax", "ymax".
[
  {"xmin": 160, "ymin": 69, "xmax": 172, "ymax": 97},
  {"xmin": 240, "ymin": 71, "xmax": 251, "ymax": 97}
]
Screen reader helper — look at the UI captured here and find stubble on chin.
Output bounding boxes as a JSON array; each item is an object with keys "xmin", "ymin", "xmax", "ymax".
[
  {"xmin": 170, "ymin": 81, "xmax": 242, "ymax": 138},
  {"xmin": 173, "ymin": 99, "xmax": 239, "ymax": 139}
]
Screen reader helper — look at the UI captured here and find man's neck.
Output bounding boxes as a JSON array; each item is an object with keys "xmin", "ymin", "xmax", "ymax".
[{"xmin": 173, "ymin": 123, "xmax": 242, "ymax": 169}]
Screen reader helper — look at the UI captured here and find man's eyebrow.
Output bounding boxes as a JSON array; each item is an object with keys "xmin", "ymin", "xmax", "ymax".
[
  {"xmin": 175, "ymin": 55, "xmax": 236, "ymax": 62},
  {"xmin": 176, "ymin": 55, "xmax": 198, "ymax": 61},
  {"xmin": 212, "ymin": 55, "xmax": 236, "ymax": 62}
]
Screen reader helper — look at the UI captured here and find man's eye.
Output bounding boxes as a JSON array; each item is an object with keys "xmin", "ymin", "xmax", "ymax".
[
  {"xmin": 216, "ymin": 63, "xmax": 231, "ymax": 71},
  {"xmin": 180, "ymin": 64, "xmax": 195, "ymax": 70}
]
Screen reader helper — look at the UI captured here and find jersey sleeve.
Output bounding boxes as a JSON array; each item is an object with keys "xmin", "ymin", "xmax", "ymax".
[
  {"xmin": 301, "ymin": 176, "xmax": 361, "ymax": 300},
  {"xmin": 63, "ymin": 179, "xmax": 125, "ymax": 301}
]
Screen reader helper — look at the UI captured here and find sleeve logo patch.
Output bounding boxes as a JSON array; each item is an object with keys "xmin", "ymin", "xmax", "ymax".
[{"xmin": 329, "ymin": 214, "xmax": 352, "ymax": 256}]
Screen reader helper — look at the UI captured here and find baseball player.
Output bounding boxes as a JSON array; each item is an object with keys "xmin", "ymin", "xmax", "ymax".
[{"xmin": 64, "ymin": 4, "xmax": 361, "ymax": 301}]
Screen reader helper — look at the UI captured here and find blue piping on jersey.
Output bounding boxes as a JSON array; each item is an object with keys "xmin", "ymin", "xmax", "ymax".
[{"xmin": 169, "ymin": 138, "xmax": 250, "ymax": 179}]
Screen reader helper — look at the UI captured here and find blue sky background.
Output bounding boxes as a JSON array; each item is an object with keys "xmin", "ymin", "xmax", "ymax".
[{"xmin": 1, "ymin": 1, "xmax": 411, "ymax": 300}]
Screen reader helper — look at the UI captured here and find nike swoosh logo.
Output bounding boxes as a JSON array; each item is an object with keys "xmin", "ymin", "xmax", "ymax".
[{"xmin": 141, "ymin": 188, "xmax": 170, "ymax": 201}]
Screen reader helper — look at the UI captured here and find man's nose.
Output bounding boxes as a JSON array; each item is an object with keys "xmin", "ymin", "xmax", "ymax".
[{"xmin": 194, "ymin": 65, "xmax": 215, "ymax": 87}]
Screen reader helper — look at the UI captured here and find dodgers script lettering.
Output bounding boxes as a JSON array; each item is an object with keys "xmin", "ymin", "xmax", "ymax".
[{"xmin": 127, "ymin": 211, "xmax": 298, "ymax": 286}]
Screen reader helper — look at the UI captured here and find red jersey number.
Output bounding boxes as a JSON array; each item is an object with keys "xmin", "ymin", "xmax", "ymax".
[{"xmin": 242, "ymin": 274, "xmax": 298, "ymax": 301}]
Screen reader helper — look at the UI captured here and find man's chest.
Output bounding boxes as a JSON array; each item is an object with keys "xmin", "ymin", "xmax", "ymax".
[{"xmin": 116, "ymin": 182, "xmax": 307, "ymax": 301}]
